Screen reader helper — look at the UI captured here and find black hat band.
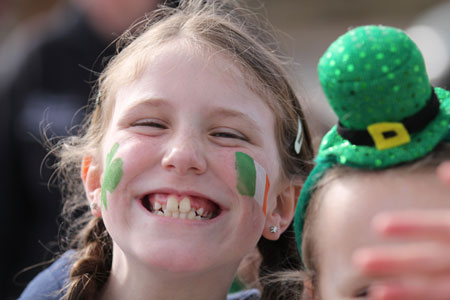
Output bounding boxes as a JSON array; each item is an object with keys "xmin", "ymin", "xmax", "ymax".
[{"xmin": 337, "ymin": 87, "xmax": 440, "ymax": 147}]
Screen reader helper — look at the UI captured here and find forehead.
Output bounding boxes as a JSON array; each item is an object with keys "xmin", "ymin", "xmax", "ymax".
[
  {"xmin": 315, "ymin": 169, "xmax": 450, "ymax": 294},
  {"xmin": 113, "ymin": 39, "xmax": 274, "ymax": 120},
  {"xmin": 120, "ymin": 41, "xmax": 239, "ymax": 96}
]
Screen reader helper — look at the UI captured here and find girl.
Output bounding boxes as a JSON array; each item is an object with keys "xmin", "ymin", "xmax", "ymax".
[
  {"xmin": 292, "ymin": 25, "xmax": 450, "ymax": 299},
  {"xmin": 19, "ymin": 0, "xmax": 314, "ymax": 299}
]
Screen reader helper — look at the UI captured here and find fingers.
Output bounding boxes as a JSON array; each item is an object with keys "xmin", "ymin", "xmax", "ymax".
[
  {"xmin": 355, "ymin": 208, "xmax": 450, "ymax": 299},
  {"xmin": 372, "ymin": 211, "xmax": 450, "ymax": 241},
  {"xmin": 353, "ymin": 244, "xmax": 450, "ymax": 277},
  {"xmin": 369, "ymin": 277, "xmax": 450, "ymax": 300}
]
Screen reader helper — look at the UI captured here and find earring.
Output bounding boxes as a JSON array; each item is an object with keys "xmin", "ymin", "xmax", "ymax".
[
  {"xmin": 269, "ymin": 225, "xmax": 278, "ymax": 233},
  {"xmin": 90, "ymin": 202, "xmax": 98, "ymax": 210}
]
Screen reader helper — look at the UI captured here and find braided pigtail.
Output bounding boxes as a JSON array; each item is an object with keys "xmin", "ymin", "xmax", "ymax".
[{"xmin": 63, "ymin": 217, "xmax": 112, "ymax": 300}]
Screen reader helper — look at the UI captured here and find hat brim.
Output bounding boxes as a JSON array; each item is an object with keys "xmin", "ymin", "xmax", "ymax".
[{"xmin": 318, "ymin": 87, "xmax": 450, "ymax": 169}]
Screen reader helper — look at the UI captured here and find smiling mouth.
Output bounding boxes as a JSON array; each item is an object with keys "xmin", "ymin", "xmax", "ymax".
[{"xmin": 141, "ymin": 194, "xmax": 220, "ymax": 220}]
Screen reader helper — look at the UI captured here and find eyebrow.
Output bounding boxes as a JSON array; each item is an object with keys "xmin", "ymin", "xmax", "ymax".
[
  {"xmin": 120, "ymin": 98, "xmax": 171, "ymax": 116},
  {"xmin": 208, "ymin": 107, "xmax": 263, "ymax": 135},
  {"xmin": 126, "ymin": 98, "xmax": 170, "ymax": 109}
]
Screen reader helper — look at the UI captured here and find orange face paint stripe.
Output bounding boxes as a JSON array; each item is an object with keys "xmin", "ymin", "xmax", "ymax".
[{"xmin": 262, "ymin": 174, "xmax": 270, "ymax": 216}]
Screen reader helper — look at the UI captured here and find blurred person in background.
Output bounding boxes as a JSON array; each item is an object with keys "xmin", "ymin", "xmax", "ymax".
[
  {"xmin": 0, "ymin": 0, "xmax": 175, "ymax": 298},
  {"xmin": 406, "ymin": 0, "xmax": 450, "ymax": 90}
]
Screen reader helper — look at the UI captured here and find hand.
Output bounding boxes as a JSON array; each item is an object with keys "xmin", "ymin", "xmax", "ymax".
[
  {"xmin": 351, "ymin": 162, "xmax": 450, "ymax": 300},
  {"xmin": 353, "ymin": 210, "xmax": 450, "ymax": 300},
  {"xmin": 351, "ymin": 161, "xmax": 450, "ymax": 300}
]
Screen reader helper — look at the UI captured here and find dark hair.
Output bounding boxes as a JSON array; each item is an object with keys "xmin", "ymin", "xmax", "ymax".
[{"xmin": 55, "ymin": 0, "xmax": 314, "ymax": 299}]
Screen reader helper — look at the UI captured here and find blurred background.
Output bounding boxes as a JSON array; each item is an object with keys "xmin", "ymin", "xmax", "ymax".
[
  {"xmin": 1, "ymin": 0, "xmax": 449, "ymax": 299},
  {"xmin": 249, "ymin": 0, "xmax": 450, "ymax": 141}
]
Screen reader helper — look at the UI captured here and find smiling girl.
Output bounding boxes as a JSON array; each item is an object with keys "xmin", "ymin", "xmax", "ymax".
[{"xmin": 18, "ymin": 1, "xmax": 314, "ymax": 299}]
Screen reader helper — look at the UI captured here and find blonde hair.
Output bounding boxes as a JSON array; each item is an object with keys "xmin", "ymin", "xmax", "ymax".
[{"xmin": 54, "ymin": 0, "xmax": 314, "ymax": 299}]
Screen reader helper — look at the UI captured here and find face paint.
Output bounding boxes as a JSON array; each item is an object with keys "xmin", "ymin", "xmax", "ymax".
[
  {"xmin": 81, "ymin": 156, "xmax": 92, "ymax": 183},
  {"xmin": 100, "ymin": 143, "xmax": 123, "ymax": 209},
  {"xmin": 235, "ymin": 152, "xmax": 270, "ymax": 215}
]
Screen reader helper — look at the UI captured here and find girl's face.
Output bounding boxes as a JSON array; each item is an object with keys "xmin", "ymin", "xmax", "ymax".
[
  {"xmin": 314, "ymin": 169, "xmax": 450, "ymax": 299},
  {"xmin": 87, "ymin": 40, "xmax": 293, "ymax": 275}
]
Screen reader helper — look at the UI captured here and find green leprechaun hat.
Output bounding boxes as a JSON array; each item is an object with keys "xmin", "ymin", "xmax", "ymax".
[{"xmin": 294, "ymin": 25, "xmax": 450, "ymax": 260}]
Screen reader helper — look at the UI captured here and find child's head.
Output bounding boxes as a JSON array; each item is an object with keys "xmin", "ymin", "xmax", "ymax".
[
  {"xmin": 56, "ymin": 0, "xmax": 313, "ymax": 298},
  {"xmin": 78, "ymin": 0, "xmax": 312, "ymax": 181},
  {"xmin": 301, "ymin": 144, "xmax": 450, "ymax": 299},
  {"xmin": 293, "ymin": 25, "xmax": 450, "ymax": 299}
]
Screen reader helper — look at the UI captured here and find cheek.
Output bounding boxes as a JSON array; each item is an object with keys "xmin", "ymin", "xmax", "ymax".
[
  {"xmin": 100, "ymin": 183, "xmax": 131, "ymax": 239},
  {"xmin": 104, "ymin": 135, "xmax": 160, "ymax": 177},
  {"xmin": 98, "ymin": 143, "xmax": 124, "ymax": 209},
  {"xmin": 98, "ymin": 139, "xmax": 148, "ymax": 210},
  {"xmin": 217, "ymin": 151, "xmax": 273, "ymax": 217},
  {"xmin": 215, "ymin": 150, "xmax": 238, "ymax": 193}
]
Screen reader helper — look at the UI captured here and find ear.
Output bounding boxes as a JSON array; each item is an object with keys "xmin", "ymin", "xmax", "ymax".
[
  {"xmin": 262, "ymin": 183, "xmax": 302, "ymax": 240},
  {"xmin": 81, "ymin": 155, "xmax": 102, "ymax": 217}
]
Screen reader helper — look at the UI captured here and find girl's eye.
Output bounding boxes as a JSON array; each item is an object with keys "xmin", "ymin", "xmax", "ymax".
[
  {"xmin": 211, "ymin": 131, "xmax": 248, "ymax": 142},
  {"xmin": 132, "ymin": 120, "xmax": 167, "ymax": 129}
]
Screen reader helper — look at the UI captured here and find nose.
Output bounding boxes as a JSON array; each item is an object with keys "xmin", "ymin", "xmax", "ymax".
[{"xmin": 161, "ymin": 133, "xmax": 207, "ymax": 175}]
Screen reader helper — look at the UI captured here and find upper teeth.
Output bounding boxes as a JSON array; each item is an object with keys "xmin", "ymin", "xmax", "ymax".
[
  {"xmin": 151, "ymin": 196, "xmax": 213, "ymax": 220},
  {"xmin": 167, "ymin": 196, "xmax": 178, "ymax": 212},
  {"xmin": 179, "ymin": 197, "xmax": 191, "ymax": 213}
]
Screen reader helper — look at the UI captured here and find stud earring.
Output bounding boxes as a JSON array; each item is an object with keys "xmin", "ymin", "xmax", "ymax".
[
  {"xmin": 269, "ymin": 225, "xmax": 278, "ymax": 233},
  {"xmin": 90, "ymin": 202, "xmax": 98, "ymax": 210}
]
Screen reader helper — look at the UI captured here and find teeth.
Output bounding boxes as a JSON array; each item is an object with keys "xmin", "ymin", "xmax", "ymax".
[
  {"xmin": 196, "ymin": 207, "xmax": 204, "ymax": 216},
  {"xmin": 153, "ymin": 202, "xmax": 162, "ymax": 210},
  {"xmin": 167, "ymin": 196, "xmax": 178, "ymax": 212},
  {"xmin": 187, "ymin": 211, "xmax": 196, "ymax": 220},
  {"xmin": 179, "ymin": 197, "xmax": 191, "ymax": 213},
  {"xmin": 148, "ymin": 195, "xmax": 214, "ymax": 221}
]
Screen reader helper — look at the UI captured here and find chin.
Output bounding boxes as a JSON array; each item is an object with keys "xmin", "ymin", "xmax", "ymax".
[{"xmin": 131, "ymin": 241, "xmax": 220, "ymax": 274}]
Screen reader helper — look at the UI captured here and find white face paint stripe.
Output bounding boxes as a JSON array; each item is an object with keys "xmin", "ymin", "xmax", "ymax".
[{"xmin": 254, "ymin": 160, "xmax": 270, "ymax": 215}]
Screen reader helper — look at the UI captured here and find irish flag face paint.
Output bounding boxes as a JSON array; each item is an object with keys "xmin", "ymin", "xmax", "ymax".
[
  {"xmin": 100, "ymin": 143, "xmax": 123, "ymax": 209},
  {"xmin": 235, "ymin": 152, "xmax": 270, "ymax": 215}
]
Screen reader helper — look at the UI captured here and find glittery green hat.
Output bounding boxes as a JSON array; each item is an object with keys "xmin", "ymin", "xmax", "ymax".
[{"xmin": 294, "ymin": 25, "xmax": 450, "ymax": 260}]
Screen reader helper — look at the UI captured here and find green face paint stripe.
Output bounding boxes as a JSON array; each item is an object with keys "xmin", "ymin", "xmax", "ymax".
[
  {"xmin": 100, "ymin": 142, "xmax": 124, "ymax": 209},
  {"xmin": 235, "ymin": 152, "xmax": 256, "ymax": 197}
]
